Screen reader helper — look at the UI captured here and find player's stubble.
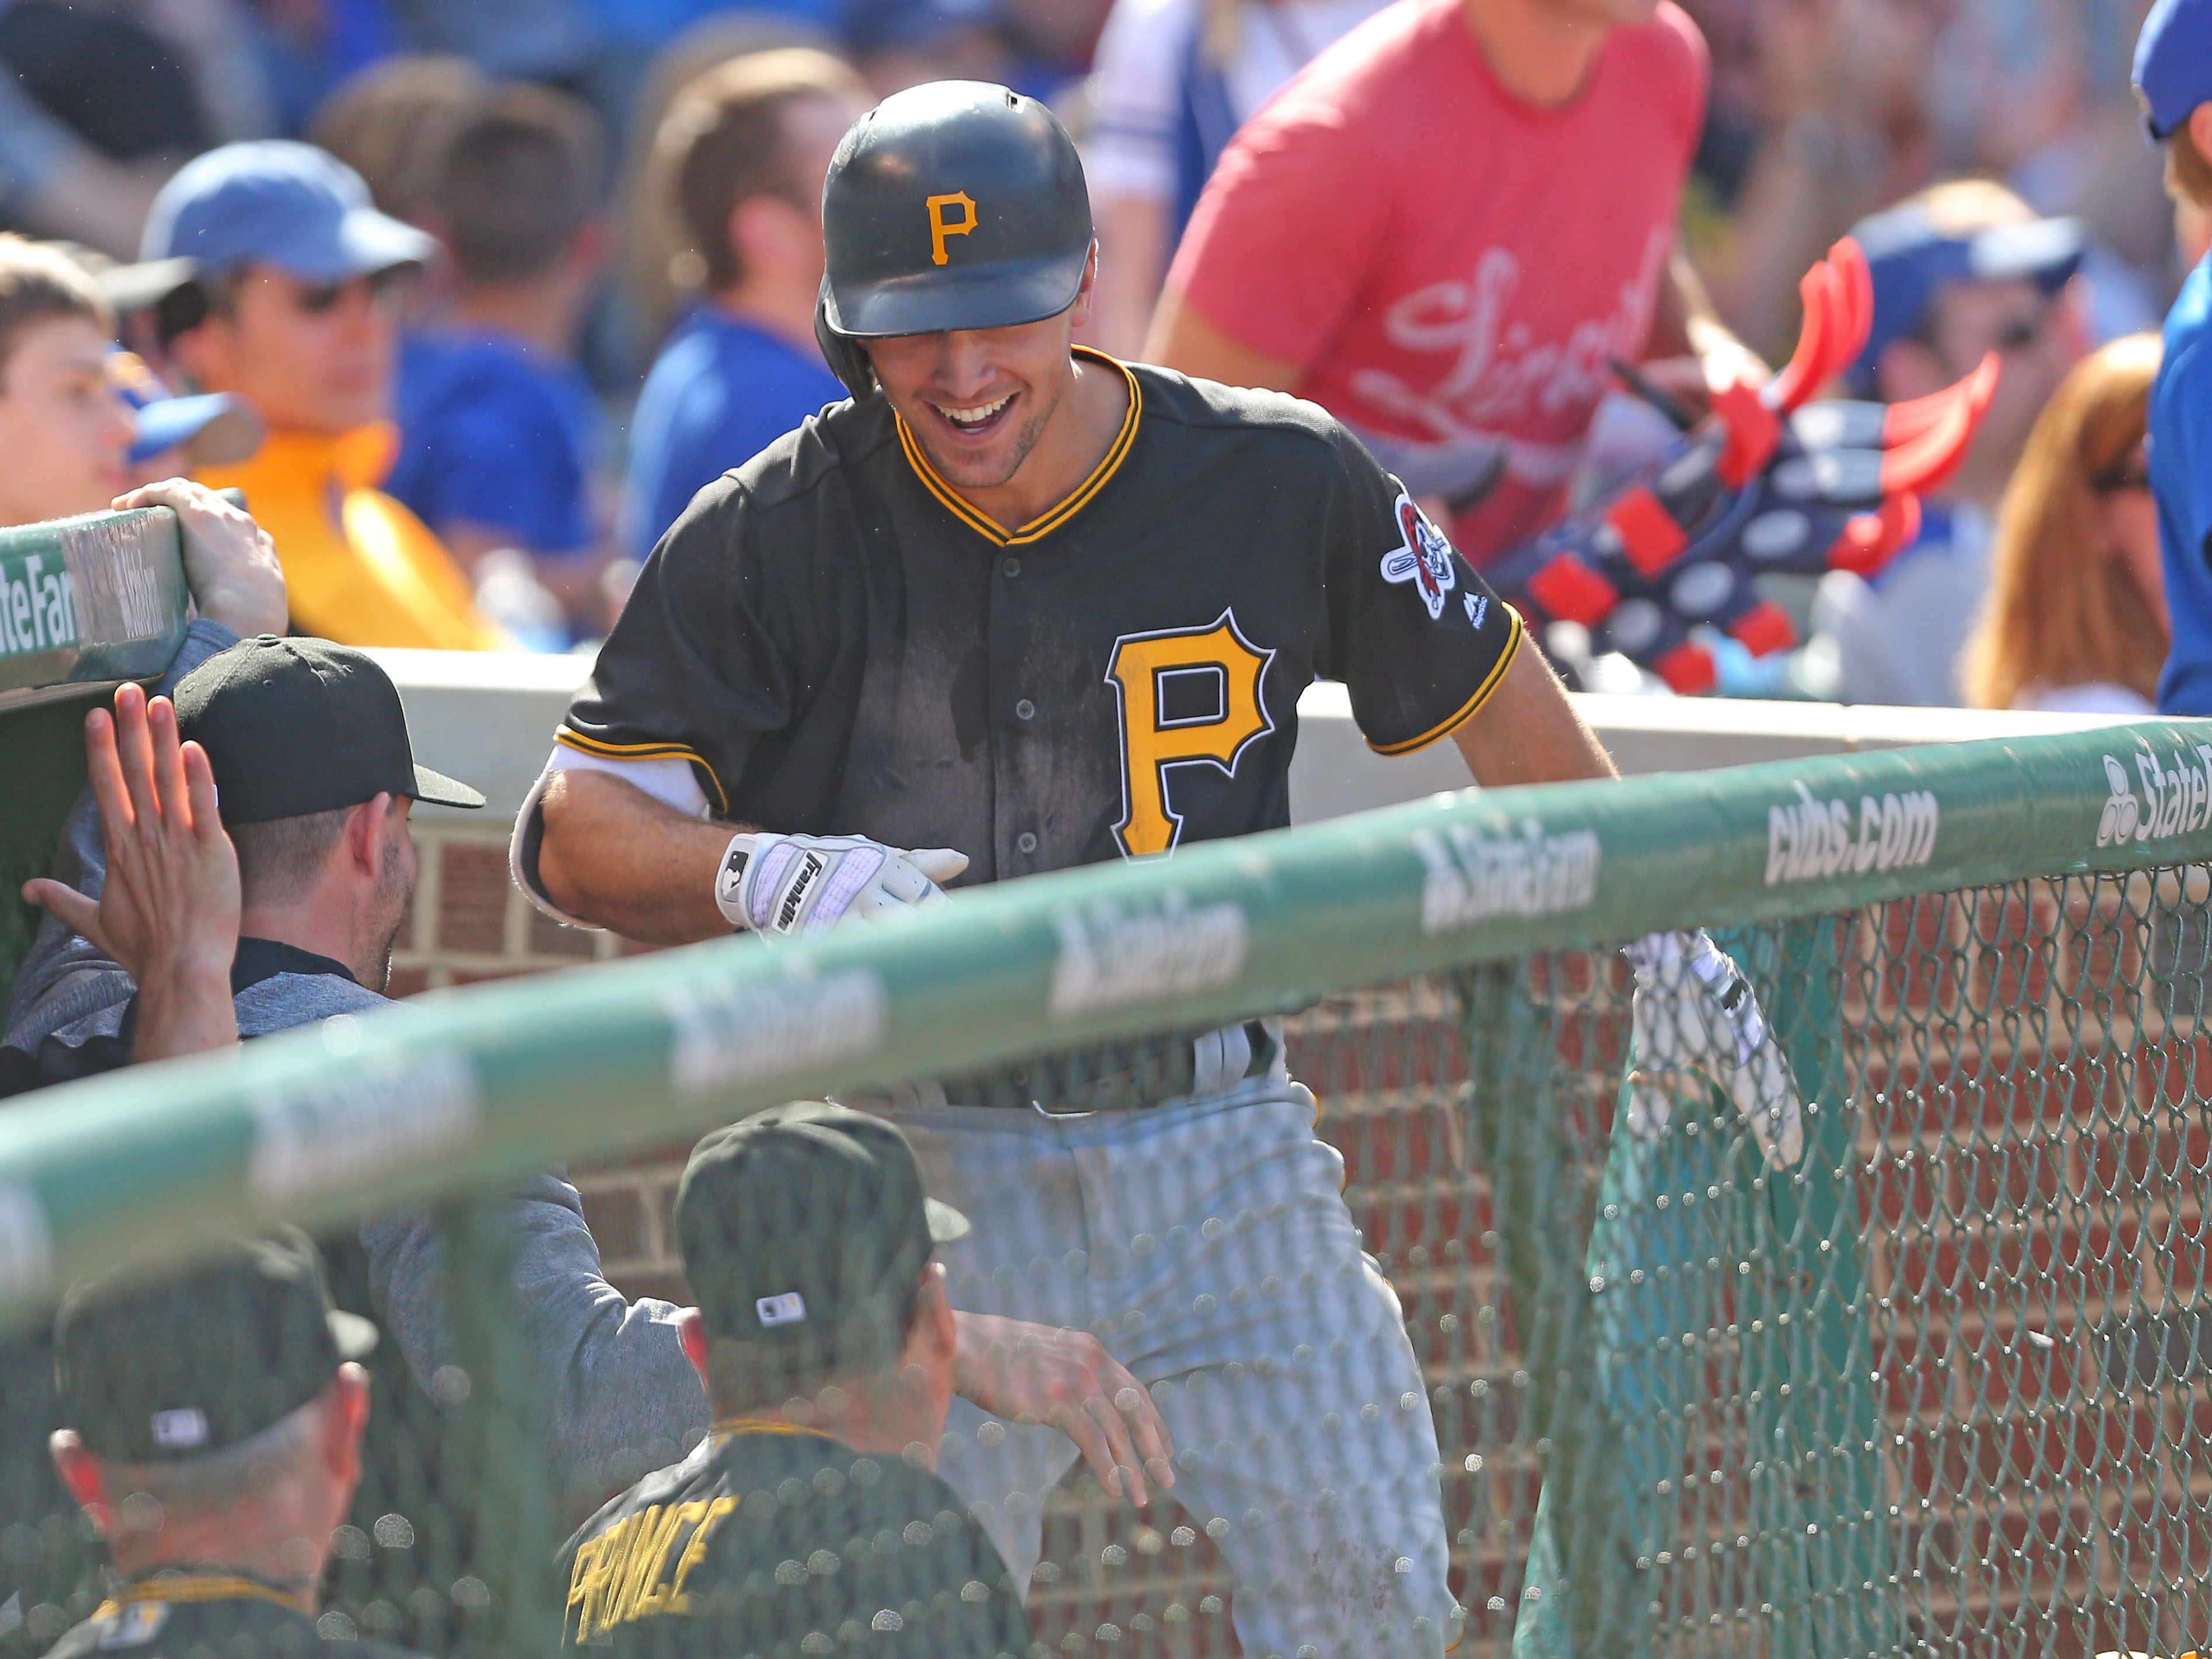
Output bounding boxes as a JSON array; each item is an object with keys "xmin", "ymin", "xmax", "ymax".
[{"xmin": 902, "ymin": 372, "xmax": 1066, "ymax": 493}]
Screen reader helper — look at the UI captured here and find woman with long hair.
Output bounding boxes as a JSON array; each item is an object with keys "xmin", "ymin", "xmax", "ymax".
[{"xmin": 1964, "ymin": 332, "xmax": 2168, "ymax": 713}]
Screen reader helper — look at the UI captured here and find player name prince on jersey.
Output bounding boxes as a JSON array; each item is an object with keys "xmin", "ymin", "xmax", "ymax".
[
  {"xmin": 557, "ymin": 1419, "xmax": 1029, "ymax": 1658},
  {"xmin": 550, "ymin": 353, "xmax": 1521, "ymax": 885}
]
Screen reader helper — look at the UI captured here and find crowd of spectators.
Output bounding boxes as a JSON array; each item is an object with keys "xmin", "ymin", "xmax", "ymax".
[{"xmin": 0, "ymin": 0, "xmax": 2193, "ymax": 710}]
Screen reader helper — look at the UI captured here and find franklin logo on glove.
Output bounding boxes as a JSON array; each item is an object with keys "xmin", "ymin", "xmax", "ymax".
[{"xmin": 713, "ymin": 831, "xmax": 970, "ymax": 937}]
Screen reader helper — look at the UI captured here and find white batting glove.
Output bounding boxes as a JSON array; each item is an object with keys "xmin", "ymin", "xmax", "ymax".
[
  {"xmin": 1623, "ymin": 929, "xmax": 1805, "ymax": 1169},
  {"xmin": 713, "ymin": 831, "xmax": 968, "ymax": 936}
]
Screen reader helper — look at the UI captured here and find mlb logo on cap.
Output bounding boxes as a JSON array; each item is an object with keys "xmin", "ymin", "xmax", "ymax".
[
  {"xmin": 151, "ymin": 1407, "xmax": 209, "ymax": 1449},
  {"xmin": 755, "ymin": 1292, "xmax": 807, "ymax": 1327}
]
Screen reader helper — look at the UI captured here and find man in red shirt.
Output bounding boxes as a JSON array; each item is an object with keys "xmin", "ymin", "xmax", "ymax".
[{"xmin": 1148, "ymin": 0, "xmax": 1755, "ymax": 567}]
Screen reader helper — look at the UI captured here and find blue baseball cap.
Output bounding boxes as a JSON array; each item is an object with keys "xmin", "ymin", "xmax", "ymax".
[
  {"xmin": 2135, "ymin": 0, "xmax": 2212, "ymax": 140},
  {"xmin": 1845, "ymin": 200, "xmax": 2083, "ymax": 396},
  {"xmin": 845, "ymin": 0, "xmax": 999, "ymax": 54},
  {"xmin": 109, "ymin": 351, "xmax": 261, "ymax": 467},
  {"xmin": 138, "ymin": 140, "xmax": 435, "ymax": 283}
]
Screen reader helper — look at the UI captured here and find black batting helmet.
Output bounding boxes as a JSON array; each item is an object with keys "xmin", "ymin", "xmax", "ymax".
[{"xmin": 814, "ymin": 80, "xmax": 1093, "ymax": 400}]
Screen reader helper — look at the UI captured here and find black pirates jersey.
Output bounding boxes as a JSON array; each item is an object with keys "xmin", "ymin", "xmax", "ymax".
[
  {"xmin": 557, "ymin": 350, "xmax": 1522, "ymax": 884},
  {"xmin": 41, "ymin": 1574, "xmax": 425, "ymax": 1659},
  {"xmin": 555, "ymin": 1421, "xmax": 1029, "ymax": 1659}
]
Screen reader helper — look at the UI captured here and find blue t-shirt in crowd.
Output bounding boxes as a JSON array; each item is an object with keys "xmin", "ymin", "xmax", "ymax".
[
  {"xmin": 2154, "ymin": 252, "xmax": 2212, "ymax": 714},
  {"xmin": 389, "ymin": 330, "xmax": 600, "ymax": 558},
  {"xmin": 622, "ymin": 307, "xmax": 845, "ymax": 557}
]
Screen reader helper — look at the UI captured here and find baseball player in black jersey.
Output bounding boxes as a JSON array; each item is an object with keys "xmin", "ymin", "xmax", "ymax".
[
  {"xmin": 519, "ymin": 81, "xmax": 1804, "ymax": 1657},
  {"xmin": 557, "ymin": 1104, "xmax": 1030, "ymax": 1659},
  {"xmin": 39, "ymin": 1233, "xmax": 420, "ymax": 1659}
]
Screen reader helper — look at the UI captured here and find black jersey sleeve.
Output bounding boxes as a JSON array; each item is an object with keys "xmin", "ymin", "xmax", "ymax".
[
  {"xmin": 556, "ymin": 480, "xmax": 802, "ymax": 818},
  {"xmin": 1316, "ymin": 425, "xmax": 1524, "ymax": 755}
]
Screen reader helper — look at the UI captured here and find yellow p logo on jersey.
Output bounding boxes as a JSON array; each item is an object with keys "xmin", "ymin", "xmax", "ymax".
[
  {"xmin": 1106, "ymin": 611, "xmax": 1275, "ymax": 859},
  {"xmin": 926, "ymin": 192, "xmax": 977, "ymax": 265}
]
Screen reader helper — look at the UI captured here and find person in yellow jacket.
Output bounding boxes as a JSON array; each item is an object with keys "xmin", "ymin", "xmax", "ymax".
[{"xmin": 130, "ymin": 141, "xmax": 506, "ymax": 651}]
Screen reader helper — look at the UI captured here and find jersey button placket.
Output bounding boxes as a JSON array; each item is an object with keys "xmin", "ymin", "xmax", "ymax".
[{"xmin": 988, "ymin": 533, "xmax": 1033, "ymax": 879}]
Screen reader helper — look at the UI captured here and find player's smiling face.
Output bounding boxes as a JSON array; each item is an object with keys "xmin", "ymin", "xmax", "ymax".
[
  {"xmin": 864, "ymin": 251, "xmax": 1101, "ymax": 500},
  {"xmin": 867, "ymin": 313, "xmax": 1075, "ymax": 490}
]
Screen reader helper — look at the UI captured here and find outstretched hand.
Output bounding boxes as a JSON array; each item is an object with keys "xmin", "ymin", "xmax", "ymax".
[
  {"xmin": 951, "ymin": 1311, "xmax": 1176, "ymax": 1507},
  {"xmin": 115, "ymin": 478, "xmax": 285, "ymax": 638},
  {"xmin": 23, "ymin": 682, "xmax": 240, "ymax": 1061}
]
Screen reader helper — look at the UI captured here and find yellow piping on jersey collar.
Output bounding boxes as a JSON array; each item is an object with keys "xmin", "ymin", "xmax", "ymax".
[
  {"xmin": 894, "ymin": 346, "xmax": 1141, "ymax": 547},
  {"xmin": 93, "ymin": 1574, "xmax": 309, "ymax": 1620},
  {"xmin": 710, "ymin": 1414, "xmax": 836, "ymax": 1440}
]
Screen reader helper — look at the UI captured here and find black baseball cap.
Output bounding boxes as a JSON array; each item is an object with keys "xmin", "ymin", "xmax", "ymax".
[
  {"xmin": 173, "ymin": 635, "xmax": 483, "ymax": 825},
  {"xmin": 55, "ymin": 1230, "xmax": 377, "ymax": 1464},
  {"xmin": 677, "ymin": 1103, "xmax": 968, "ymax": 1377}
]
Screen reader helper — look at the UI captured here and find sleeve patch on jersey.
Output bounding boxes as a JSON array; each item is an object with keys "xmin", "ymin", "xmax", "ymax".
[{"xmin": 1380, "ymin": 494, "xmax": 1459, "ymax": 620}]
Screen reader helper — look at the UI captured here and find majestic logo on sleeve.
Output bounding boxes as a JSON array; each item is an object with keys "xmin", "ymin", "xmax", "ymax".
[
  {"xmin": 926, "ymin": 191, "xmax": 977, "ymax": 264},
  {"xmin": 1105, "ymin": 610, "xmax": 1276, "ymax": 859},
  {"xmin": 1381, "ymin": 494, "xmax": 1458, "ymax": 620}
]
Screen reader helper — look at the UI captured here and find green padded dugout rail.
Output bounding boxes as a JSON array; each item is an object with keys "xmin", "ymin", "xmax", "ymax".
[
  {"xmin": 0, "ymin": 506, "xmax": 190, "ymax": 1002},
  {"xmin": 0, "ymin": 717, "xmax": 2204, "ymax": 1318}
]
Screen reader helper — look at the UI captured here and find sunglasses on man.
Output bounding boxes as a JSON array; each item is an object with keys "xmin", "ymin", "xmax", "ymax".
[{"xmin": 291, "ymin": 266, "xmax": 405, "ymax": 315}]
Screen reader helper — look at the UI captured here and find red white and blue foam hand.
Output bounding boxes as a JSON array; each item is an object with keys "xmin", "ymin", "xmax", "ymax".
[{"xmin": 1487, "ymin": 235, "xmax": 1998, "ymax": 694}]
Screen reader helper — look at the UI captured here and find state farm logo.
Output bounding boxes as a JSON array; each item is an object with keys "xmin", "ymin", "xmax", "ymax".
[
  {"xmin": 2097, "ymin": 745, "xmax": 2212, "ymax": 848},
  {"xmin": 1412, "ymin": 820, "xmax": 1600, "ymax": 935},
  {"xmin": 1766, "ymin": 780, "xmax": 1939, "ymax": 886},
  {"xmin": 1047, "ymin": 892, "xmax": 1248, "ymax": 1020},
  {"xmin": 0, "ymin": 1183, "xmax": 52, "ymax": 1304},
  {"xmin": 664, "ymin": 969, "xmax": 886, "ymax": 1095},
  {"xmin": 249, "ymin": 1045, "xmax": 480, "ymax": 1202},
  {"xmin": 0, "ymin": 553, "xmax": 78, "ymax": 659}
]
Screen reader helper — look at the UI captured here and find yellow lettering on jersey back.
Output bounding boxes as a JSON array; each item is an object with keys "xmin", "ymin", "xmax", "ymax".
[
  {"xmin": 668, "ymin": 1497, "xmax": 739, "ymax": 1607},
  {"xmin": 926, "ymin": 192, "xmax": 977, "ymax": 264},
  {"xmin": 1105, "ymin": 610, "xmax": 1276, "ymax": 859},
  {"xmin": 607, "ymin": 1505, "xmax": 671, "ymax": 1626},
  {"xmin": 566, "ymin": 1495, "xmax": 740, "ymax": 1642},
  {"xmin": 631, "ymin": 1501, "xmax": 707, "ymax": 1618},
  {"xmin": 565, "ymin": 1514, "xmax": 621, "ymax": 1642}
]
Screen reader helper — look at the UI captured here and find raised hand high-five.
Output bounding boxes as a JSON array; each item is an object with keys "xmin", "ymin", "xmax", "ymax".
[{"xmin": 23, "ymin": 681, "xmax": 241, "ymax": 1064}]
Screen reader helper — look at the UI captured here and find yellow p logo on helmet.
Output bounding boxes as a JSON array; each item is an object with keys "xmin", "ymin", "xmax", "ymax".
[{"xmin": 926, "ymin": 192, "xmax": 977, "ymax": 265}]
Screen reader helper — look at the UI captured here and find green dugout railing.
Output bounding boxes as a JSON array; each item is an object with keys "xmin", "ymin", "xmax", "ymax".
[
  {"xmin": 0, "ymin": 505, "xmax": 193, "ymax": 1004},
  {"xmin": 3, "ymin": 719, "xmax": 2210, "ymax": 1657}
]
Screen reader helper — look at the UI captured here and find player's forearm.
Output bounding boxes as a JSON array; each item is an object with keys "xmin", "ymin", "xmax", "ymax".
[
  {"xmin": 536, "ymin": 769, "xmax": 740, "ymax": 945},
  {"xmin": 1452, "ymin": 641, "xmax": 1617, "ymax": 786},
  {"xmin": 130, "ymin": 956, "xmax": 238, "ymax": 1064},
  {"xmin": 1143, "ymin": 288, "xmax": 1303, "ymax": 391}
]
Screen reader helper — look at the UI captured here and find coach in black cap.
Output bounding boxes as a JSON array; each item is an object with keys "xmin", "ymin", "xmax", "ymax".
[
  {"xmin": 555, "ymin": 1103, "xmax": 1032, "ymax": 1659},
  {"xmin": 42, "ymin": 1231, "xmax": 422, "ymax": 1659},
  {"xmin": 5, "ymin": 627, "xmax": 482, "ymax": 1096},
  {"xmin": 175, "ymin": 633, "xmax": 482, "ymax": 825}
]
